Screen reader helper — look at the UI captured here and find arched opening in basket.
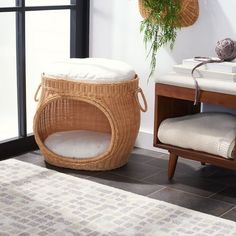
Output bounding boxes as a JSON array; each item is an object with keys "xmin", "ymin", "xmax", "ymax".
[{"xmin": 35, "ymin": 97, "xmax": 113, "ymax": 160}]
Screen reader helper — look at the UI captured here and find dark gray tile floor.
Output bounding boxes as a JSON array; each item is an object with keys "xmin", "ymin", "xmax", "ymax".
[{"xmin": 13, "ymin": 148, "xmax": 236, "ymax": 222}]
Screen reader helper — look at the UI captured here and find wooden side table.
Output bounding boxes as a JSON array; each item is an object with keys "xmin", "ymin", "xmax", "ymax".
[{"xmin": 154, "ymin": 82, "xmax": 236, "ymax": 179}]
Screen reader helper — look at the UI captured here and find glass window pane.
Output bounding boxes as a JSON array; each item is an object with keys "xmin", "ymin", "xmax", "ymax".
[
  {"xmin": 0, "ymin": 1, "xmax": 15, "ymax": 7},
  {"xmin": 25, "ymin": 0, "xmax": 70, "ymax": 6},
  {"xmin": 26, "ymin": 10, "xmax": 70, "ymax": 134},
  {"xmin": 0, "ymin": 13, "xmax": 18, "ymax": 141}
]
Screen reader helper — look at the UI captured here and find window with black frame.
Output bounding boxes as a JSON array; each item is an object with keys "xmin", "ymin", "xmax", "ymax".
[{"xmin": 0, "ymin": 0, "xmax": 89, "ymax": 158}]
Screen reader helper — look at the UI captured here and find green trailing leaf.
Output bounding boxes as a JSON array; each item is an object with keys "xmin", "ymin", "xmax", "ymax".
[{"xmin": 140, "ymin": 0, "xmax": 181, "ymax": 79}]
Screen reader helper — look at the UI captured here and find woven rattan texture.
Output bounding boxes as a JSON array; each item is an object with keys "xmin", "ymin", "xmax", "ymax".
[
  {"xmin": 33, "ymin": 76, "xmax": 141, "ymax": 171},
  {"xmin": 138, "ymin": 0, "xmax": 199, "ymax": 27}
]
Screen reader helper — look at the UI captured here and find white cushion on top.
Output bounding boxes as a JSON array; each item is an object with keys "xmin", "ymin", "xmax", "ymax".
[
  {"xmin": 156, "ymin": 72, "xmax": 236, "ymax": 95},
  {"xmin": 43, "ymin": 58, "xmax": 135, "ymax": 83},
  {"xmin": 44, "ymin": 130, "xmax": 111, "ymax": 159},
  {"xmin": 158, "ymin": 112, "xmax": 236, "ymax": 159}
]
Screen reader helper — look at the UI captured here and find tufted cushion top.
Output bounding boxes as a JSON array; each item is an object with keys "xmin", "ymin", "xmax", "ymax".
[
  {"xmin": 156, "ymin": 73, "xmax": 236, "ymax": 95},
  {"xmin": 158, "ymin": 112, "xmax": 236, "ymax": 159},
  {"xmin": 43, "ymin": 58, "xmax": 136, "ymax": 83}
]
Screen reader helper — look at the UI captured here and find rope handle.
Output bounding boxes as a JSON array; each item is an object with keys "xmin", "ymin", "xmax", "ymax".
[
  {"xmin": 135, "ymin": 88, "xmax": 147, "ymax": 112},
  {"xmin": 34, "ymin": 83, "xmax": 42, "ymax": 102}
]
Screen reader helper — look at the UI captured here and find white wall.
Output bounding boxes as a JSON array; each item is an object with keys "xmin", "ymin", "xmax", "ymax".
[{"xmin": 90, "ymin": 0, "xmax": 236, "ymax": 151}]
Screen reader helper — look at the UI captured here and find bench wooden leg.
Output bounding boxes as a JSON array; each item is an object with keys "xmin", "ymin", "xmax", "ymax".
[{"xmin": 168, "ymin": 153, "xmax": 178, "ymax": 180}]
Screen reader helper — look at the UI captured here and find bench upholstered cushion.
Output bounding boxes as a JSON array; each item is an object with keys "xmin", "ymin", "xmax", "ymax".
[{"xmin": 158, "ymin": 112, "xmax": 236, "ymax": 159}]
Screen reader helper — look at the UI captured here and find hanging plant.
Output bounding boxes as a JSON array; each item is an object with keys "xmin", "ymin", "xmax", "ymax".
[{"xmin": 139, "ymin": 0, "xmax": 199, "ymax": 79}]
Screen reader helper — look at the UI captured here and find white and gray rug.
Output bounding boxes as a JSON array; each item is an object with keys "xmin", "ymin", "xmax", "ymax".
[{"xmin": 0, "ymin": 159, "xmax": 235, "ymax": 236}]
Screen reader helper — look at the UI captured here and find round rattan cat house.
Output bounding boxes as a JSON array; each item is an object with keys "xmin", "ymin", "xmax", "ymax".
[{"xmin": 33, "ymin": 58, "xmax": 147, "ymax": 171}]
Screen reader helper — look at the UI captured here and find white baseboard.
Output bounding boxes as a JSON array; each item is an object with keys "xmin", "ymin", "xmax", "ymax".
[{"xmin": 135, "ymin": 130, "xmax": 167, "ymax": 154}]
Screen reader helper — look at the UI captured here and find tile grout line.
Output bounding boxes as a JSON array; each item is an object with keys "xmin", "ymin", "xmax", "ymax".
[
  {"xmin": 207, "ymin": 185, "xmax": 230, "ymax": 199},
  {"xmin": 146, "ymin": 186, "xmax": 167, "ymax": 197},
  {"xmin": 147, "ymin": 186, "xmax": 236, "ymax": 204},
  {"xmin": 219, "ymin": 206, "xmax": 236, "ymax": 217},
  {"xmin": 95, "ymin": 171, "xmax": 152, "ymax": 183},
  {"xmin": 146, "ymin": 186, "xmax": 211, "ymax": 199},
  {"xmin": 140, "ymin": 169, "xmax": 169, "ymax": 182}
]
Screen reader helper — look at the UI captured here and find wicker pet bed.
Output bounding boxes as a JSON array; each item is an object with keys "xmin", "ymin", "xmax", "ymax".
[{"xmin": 33, "ymin": 59, "xmax": 147, "ymax": 171}]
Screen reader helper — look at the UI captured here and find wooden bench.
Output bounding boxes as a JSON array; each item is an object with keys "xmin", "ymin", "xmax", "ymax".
[{"xmin": 154, "ymin": 74, "xmax": 236, "ymax": 179}]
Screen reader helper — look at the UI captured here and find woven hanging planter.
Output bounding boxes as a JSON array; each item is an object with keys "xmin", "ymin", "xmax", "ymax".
[{"xmin": 138, "ymin": 0, "xmax": 199, "ymax": 27}]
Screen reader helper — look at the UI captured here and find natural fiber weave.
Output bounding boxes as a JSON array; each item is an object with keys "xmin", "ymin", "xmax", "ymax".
[
  {"xmin": 138, "ymin": 0, "xmax": 199, "ymax": 27},
  {"xmin": 33, "ymin": 75, "xmax": 146, "ymax": 171}
]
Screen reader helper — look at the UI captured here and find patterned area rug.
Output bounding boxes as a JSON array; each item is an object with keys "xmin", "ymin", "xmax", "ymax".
[{"xmin": 0, "ymin": 159, "xmax": 236, "ymax": 236}]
